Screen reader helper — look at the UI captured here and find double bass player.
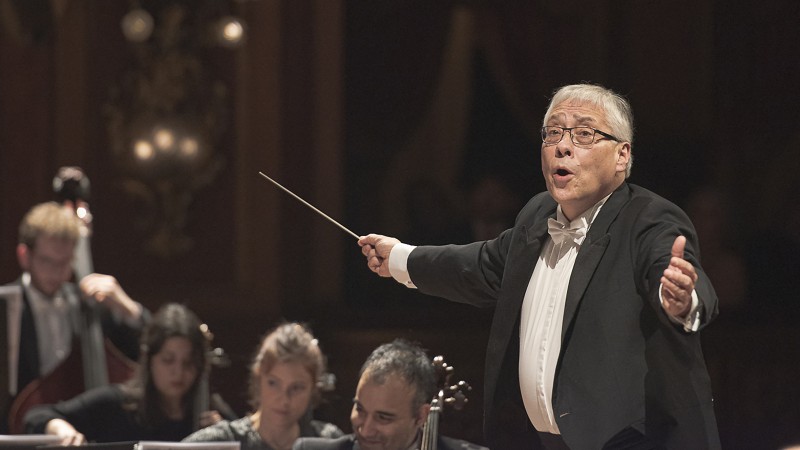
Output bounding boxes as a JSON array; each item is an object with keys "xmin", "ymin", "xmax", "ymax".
[{"xmin": 2, "ymin": 200, "xmax": 148, "ymax": 432}]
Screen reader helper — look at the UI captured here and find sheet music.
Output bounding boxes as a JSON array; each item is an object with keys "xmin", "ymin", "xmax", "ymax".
[{"xmin": 0, "ymin": 285, "xmax": 23, "ymax": 396}]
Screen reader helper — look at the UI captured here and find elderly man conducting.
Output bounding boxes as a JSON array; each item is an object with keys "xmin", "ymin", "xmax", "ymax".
[{"xmin": 359, "ymin": 84, "xmax": 720, "ymax": 450}]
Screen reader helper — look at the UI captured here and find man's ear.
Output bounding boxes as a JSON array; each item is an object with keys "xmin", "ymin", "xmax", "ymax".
[
  {"xmin": 616, "ymin": 142, "xmax": 631, "ymax": 171},
  {"xmin": 415, "ymin": 403, "xmax": 431, "ymax": 428},
  {"xmin": 17, "ymin": 243, "xmax": 30, "ymax": 271}
]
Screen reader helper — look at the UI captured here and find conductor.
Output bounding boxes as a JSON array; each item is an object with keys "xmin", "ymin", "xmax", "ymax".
[{"xmin": 359, "ymin": 84, "xmax": 720, "ymax": 449}]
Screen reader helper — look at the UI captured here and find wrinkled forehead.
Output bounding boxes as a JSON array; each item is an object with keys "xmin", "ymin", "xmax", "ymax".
[{"xmin": 545, "ymin": 100, "xmax": 609, "ymax": 127}]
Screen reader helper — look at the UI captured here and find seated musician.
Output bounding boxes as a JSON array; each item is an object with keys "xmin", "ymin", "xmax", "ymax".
[
  {"xmin": 3, "ymin": 202, "xmax": 148, "ymax": 413},
  {"xmin": 183, "ymin": 322, "xmax": 344, "ymax": 450},
  {"xmin": 24, "ymin": 303, "xmax": 222, "ymax": 444},
  {"xmin": 293, "ymin": 339, "xmax": 487, "ymax": 450}
]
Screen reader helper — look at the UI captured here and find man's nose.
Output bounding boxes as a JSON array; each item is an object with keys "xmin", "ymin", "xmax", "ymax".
[
  {"xmin": 359, "ymin": 416, "xmax": 377, "ymax": 436},
  {"xmin": 555, "ymin": 136, "xmax": 574, "ymax": 157}
]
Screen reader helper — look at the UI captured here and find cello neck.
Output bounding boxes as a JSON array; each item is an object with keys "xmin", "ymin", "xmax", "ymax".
[
  {"xmin": 193, "ymin": 371, "xmax": 210, "ymax": 430},
  {"xmin": 421, "ymin": 356, "xmax": 471, "ymax": 450},
  {"xmin": 194, "ymin": 325, "xmax": 228, "ymax": 430},
  {"xmin": 421, "ymin": 394, "xmax": 442, "ymax": 450}
]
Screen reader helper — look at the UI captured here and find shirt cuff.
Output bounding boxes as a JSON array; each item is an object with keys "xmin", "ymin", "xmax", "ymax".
[
  {"xmin": 388, "ymin": 243, "xmax": 417, "ymax": 289},
  {"xmin": 660, "ymin": 285, "xmax": 702, "ymax": 332}
]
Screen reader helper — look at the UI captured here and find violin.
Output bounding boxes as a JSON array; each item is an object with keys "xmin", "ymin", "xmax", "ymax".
[
  {"xmin": 7, "ymin": 167, "xmax": 138, "ymax": 434},
  {"xmin": 420, "ymin": 356, "xmax": 471, "ymax": 450}
]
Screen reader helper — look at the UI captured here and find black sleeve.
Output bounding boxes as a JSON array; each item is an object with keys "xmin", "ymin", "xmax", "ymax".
[
  {"xmin": 100, "ymin": 305, "xmax": 150, "ymax": 362},
  {"xmin": 23, "ymin": 384, "xmax": 125, "ymax": 436}
]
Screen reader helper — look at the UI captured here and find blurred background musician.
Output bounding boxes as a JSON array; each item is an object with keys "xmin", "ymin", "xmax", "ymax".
[
  {"xmin": 3, "ymin": 198, "xmax": 148, "ymax": 433},
  {"xmin": 23, "ymin": 303, "xmax": 221, "ymax": 444}
]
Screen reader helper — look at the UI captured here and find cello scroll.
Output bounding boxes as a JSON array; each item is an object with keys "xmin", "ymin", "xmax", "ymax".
[{"xmin": 420, "ymin": 356, "xmax": 472, "ymax": 450}]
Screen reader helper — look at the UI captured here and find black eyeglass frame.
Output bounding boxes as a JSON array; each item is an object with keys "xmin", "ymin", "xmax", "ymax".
[{"xmin": 540, "ymin": 126, "xmax": 623, "ymax": 147}]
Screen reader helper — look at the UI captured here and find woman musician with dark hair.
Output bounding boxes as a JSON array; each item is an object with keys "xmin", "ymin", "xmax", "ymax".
[{"xmin": 24, "ymin": 303, "xmax": 223, "ymax": 445}]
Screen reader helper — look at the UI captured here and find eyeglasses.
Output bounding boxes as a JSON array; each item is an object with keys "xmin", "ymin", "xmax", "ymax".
[{"xmin": 540, "ymin": 126, "xmax": 622, "ymax": 147}]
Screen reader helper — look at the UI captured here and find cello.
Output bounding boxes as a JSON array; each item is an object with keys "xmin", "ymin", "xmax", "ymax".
[
  {"xmin": 7, "ymin": 167, "xmax": 138, "ymax": 434},
  {"xmin": 420, "ymin": 356, "xmax": 471, "ymax": 450},
  {"xmin": 192, "ymin": 323, "xmax": 237, "ymax": 430}
]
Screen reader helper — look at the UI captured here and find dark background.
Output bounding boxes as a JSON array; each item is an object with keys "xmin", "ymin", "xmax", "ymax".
[{"xmin": 1, "ymin": 1, "xmax": 799, "ymax": 449}]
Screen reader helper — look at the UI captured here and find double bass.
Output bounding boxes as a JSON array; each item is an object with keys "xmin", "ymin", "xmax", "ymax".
[
  {"xmin": 7, "ymin": 167, "xmax": 138, "ymax": 434},
  {"xmin": 420, "ymin": 356, "xmax": 471, "ymax": 450}
]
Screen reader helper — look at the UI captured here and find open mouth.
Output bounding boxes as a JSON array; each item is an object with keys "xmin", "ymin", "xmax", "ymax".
[{"xmin": 556, "ymin": 168, "xmax": 571, "ymax": 176}]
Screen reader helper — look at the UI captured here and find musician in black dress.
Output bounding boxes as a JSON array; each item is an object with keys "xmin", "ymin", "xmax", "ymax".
[
  {"xmin": 24, "ymin": 303, "xmax": 221, "ymax": 444},
  {"xmin": 293, "ymin": 339, "xmax": 486, "ymax": 450},
  {"xmin": 183, "ymin": 322, "xmax": 343, "ymax": 450}
]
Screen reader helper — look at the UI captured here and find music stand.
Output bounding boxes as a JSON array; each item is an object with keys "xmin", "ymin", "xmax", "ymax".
[
  {"xmin": 135, "ymin": 442, "xmax": 240, "ymax": 450},
  {"xmin": 38, "ymin": 441, "xmax": 137, "ymax": 450},
  {"xmin": 0, "ymin": 434, "xmax": 61, "ymax": 450},
  {"xmin": 0, "ymin": 286, "xmax": 24, "ymax": 434},
  {"xmin": 1, "ymin": 293, "xmax": 8, "ymax": 429}
]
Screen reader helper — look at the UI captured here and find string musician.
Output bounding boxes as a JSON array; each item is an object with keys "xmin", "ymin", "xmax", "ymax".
[
  {"xmin": 2, "ymin": 201, "xmax": 148, "ymax": 432},
  {"xmin": 24, "ymin": 303, "xmax": 222, "ymax": 444},
  {"xmin": 184, "ymin": 323, "xmax": 343, "ymax": 450},
  {"xmin": 293, "ymin": 339, "xmax": 487, "ymax": 450}
]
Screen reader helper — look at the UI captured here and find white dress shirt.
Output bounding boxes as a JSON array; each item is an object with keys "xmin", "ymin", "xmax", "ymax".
[
  {"xmin": 22, "ymin": 272, "xmax": 76, "ymax": 379},
  {"xmin": 517, "ymin": 199, "xmax": 605, "ymax": 433}
]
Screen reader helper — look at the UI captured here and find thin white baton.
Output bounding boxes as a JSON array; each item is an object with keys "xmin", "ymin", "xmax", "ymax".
[{"xmin": 258, "ymin": 171, "xmax": 360, "ymax": 240}]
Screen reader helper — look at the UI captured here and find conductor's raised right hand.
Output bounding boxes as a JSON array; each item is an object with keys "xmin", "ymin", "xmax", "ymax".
[{"xmin": 358, "ymin": 234, "xmax": 400, "ymax": 278}]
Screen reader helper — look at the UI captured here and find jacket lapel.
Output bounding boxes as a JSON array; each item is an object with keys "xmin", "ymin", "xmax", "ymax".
[
  {"xmin": 561, "ymin": 184, "xmax": 631, "ymax": 340},
  {"xmin": 509, "ymin": 215, "xmax": 552, "ymax": 307},
  {"xmin": 487, "ymin": 215, "xmax": 551, "ymax": 374}
]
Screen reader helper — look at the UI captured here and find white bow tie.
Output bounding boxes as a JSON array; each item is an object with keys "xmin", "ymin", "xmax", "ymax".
[{"xmin": 547, "ymin": 218, "xmax": 587, "ymax": 245}]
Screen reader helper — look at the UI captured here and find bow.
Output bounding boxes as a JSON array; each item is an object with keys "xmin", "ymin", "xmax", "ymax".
[{"xmin": 547, "ymin": 218, "xmax": 587, "ymax": 246}]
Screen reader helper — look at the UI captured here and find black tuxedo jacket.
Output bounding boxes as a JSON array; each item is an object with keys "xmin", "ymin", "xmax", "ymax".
[
  {"xmin": 407, "ymin": 183, "xmax": 720, "ymax": 450},
  {"xmin": 293, "ymin": 434, "xmax": 488, "ymax": 450},
  {"xmin": 6, "ymin": 279, "xmax": 144, "ymax": 394}
]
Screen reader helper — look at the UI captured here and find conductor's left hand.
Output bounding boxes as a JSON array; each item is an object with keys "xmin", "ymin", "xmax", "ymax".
[
  {"xmin": 660, "ymin": 236, "xmax": 697, "ymax": 318},
  {"xmin": 358, "ymin": 234, "xmax": 400, "ymax": 278}
]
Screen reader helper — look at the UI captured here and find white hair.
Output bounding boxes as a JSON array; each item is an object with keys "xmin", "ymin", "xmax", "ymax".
[{"xmin": 543, "ymin": 84, "xmax": 635, "ymax": 178}]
